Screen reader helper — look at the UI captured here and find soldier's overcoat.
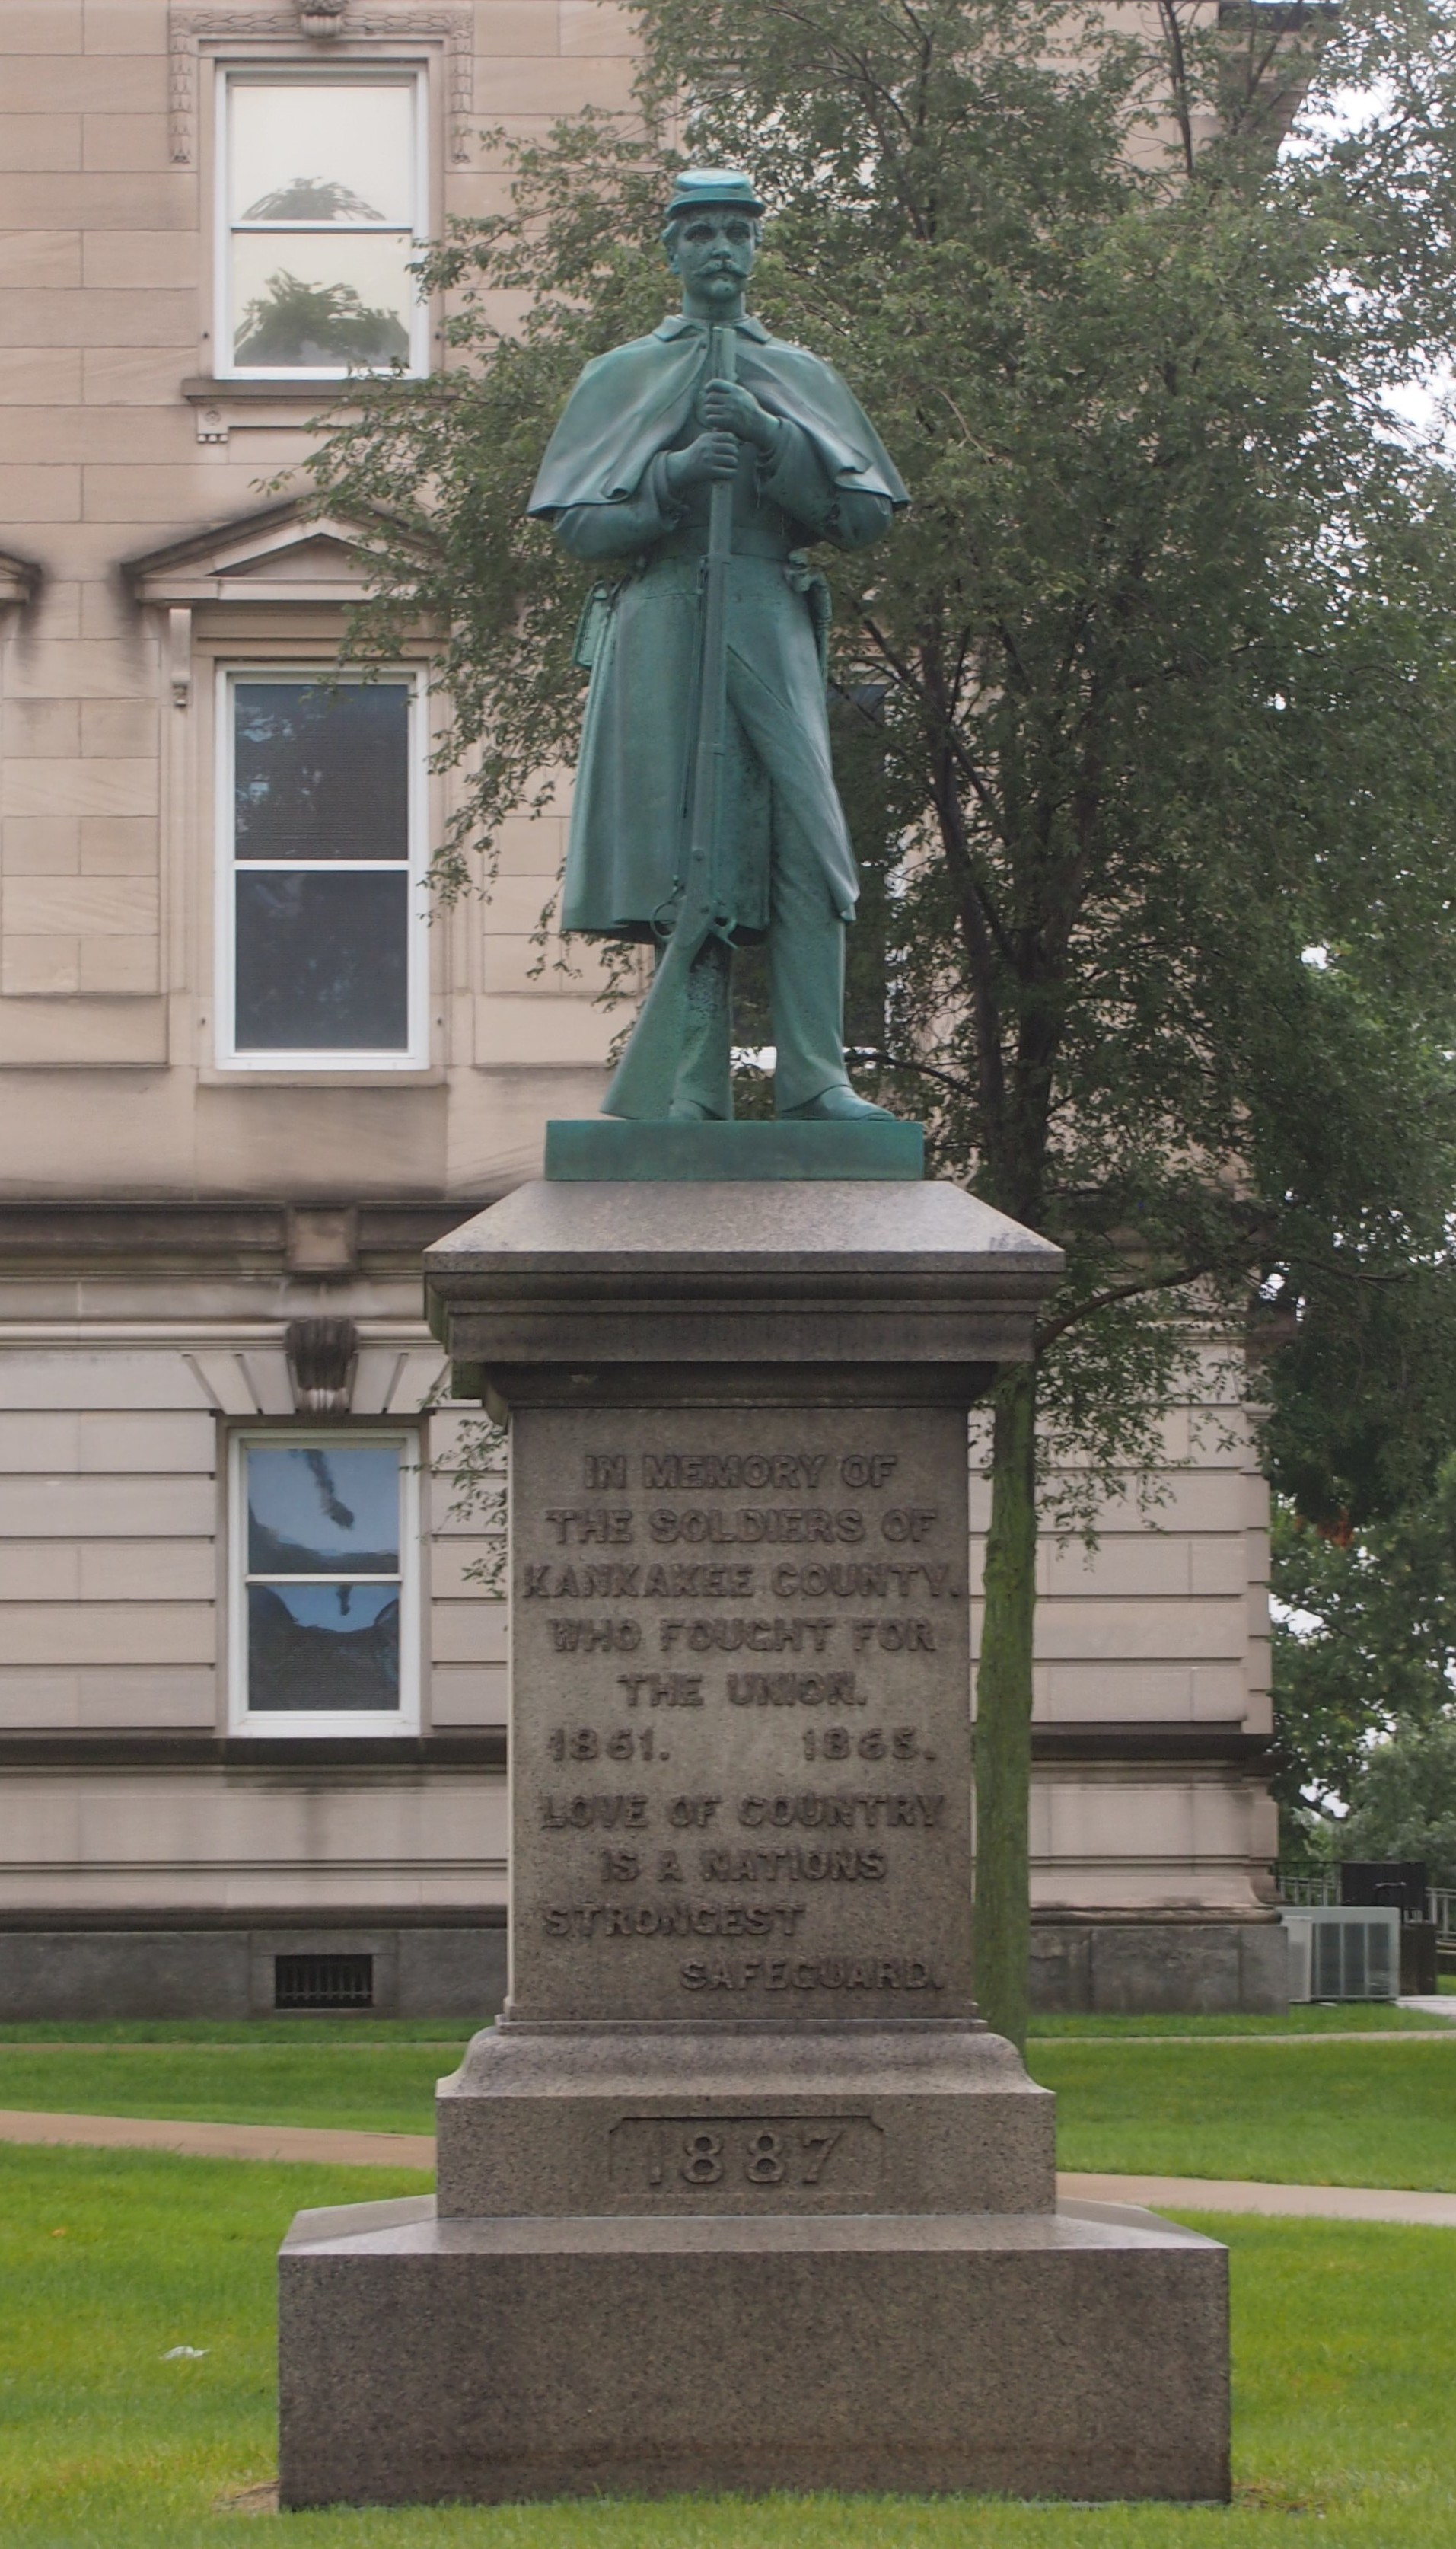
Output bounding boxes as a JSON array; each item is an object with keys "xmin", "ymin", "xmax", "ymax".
[{"xmin": 529, "ymin": 314, "xmax": 907, "ymax": 942}]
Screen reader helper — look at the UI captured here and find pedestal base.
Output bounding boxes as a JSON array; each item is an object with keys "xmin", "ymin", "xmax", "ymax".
[
  {"xmin": 279, "ymin": 2196, "xmax": 1228, "ymax": 2507},
  {"xmin": 436, "ymin": 2021, "xmax": 1055, "ymax": 2217}
]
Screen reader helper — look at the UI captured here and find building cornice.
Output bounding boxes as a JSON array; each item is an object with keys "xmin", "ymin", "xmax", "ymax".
[
  {"xmin": 0, "ymin": 1727, "xmax": 1265, "ymax": 1777},
  {"xmin": 1030, "ymin": 1724, "xmax": 1273, "ymax": 1771},
  {"xmin": 0, "ymin": 1198, "xmax": 502, "ymax": 1274},
  {"xmin": 0, "ymin": 1733, "xmax": 505, "ymax": 1772}
]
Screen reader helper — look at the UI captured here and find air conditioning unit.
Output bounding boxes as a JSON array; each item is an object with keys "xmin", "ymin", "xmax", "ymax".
[{"xmin": 1281, "ymin": 1906, "xmax": 1399, "ymax": 2002}]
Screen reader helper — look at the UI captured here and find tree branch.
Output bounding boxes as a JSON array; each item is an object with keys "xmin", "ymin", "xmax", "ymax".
[{"xmin": 1036, "ymin": 1255, "xmax": 1225, "ymax": 1350}]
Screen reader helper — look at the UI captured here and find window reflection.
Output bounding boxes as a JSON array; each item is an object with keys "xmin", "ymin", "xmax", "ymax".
[
  {"xmin": 229, "ymin": 680, "xmax": 413, "ymax": 1059},
  {"xmin": 243, "ymin": 1442, "xmax": 405, "ymax": 1716},
  {"xmin": 227, "ymin": 78, "xmax": 419, "ymax": 375},
  {"xmin": 247, "ymin": 1445, "xmax": 401, "ymax": 1574},
  {"xmin": 234, "ymin": 684, "xmax": 409, "ymax": 863},
  {"xmin": 247, "ymin": 1584, "xmax": 400, "ymax": 1713},
  {"xmin": 234, "ymin": 874, "xmax": 409, "ymax": 1051},
  {"xmin": 231, "ymin": 236, "xmax": 413, "ymax": 372},
  {"xmin": 230, "ymin": 83, "xmax": 415, "ymax": 228}
]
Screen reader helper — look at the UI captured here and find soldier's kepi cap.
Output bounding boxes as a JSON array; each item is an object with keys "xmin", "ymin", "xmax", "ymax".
[{"xmin": 664, "ymin": 167, "xmax": 766, "ymax": 222}]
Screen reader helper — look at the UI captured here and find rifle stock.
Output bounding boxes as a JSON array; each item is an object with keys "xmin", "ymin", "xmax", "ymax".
[{"xmin": 604, "ymin": 322, "xmax": 737, "ymax": 1121}]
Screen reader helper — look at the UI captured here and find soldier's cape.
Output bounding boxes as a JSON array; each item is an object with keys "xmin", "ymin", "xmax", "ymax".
[{"xmin": 528, "ymin": 313, "xmax": 909, "ymax": 518}]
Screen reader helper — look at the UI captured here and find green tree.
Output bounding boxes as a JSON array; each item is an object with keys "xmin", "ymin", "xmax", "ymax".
[
  {"xmin": 1270, "ymin": 1470, "xmax": 1456, "ymax": 1815},
  {"xmin": 1264, "ymin": 1245, "xmax": 1456, "ymax": 1849},
  {"xmin": 1341, "ymin": 1717, "xmax": 1456, "ymax": 1886},
  {"xmin": 304, "ymin": 0, "xmax": 1456, "ymax": 2045}
]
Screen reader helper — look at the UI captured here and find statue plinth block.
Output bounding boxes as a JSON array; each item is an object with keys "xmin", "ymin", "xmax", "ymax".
[
  {"xmin": 276, "ymin": 1177, "xmax": 1230, "ymax": 2507},
  {"xmin": 543, "ymin": 1118, "xmax": 926, "ymax": 1182},
  {"xmin": 281, "ymin": 2199, "xmax": 1228, "ymax": 2506}
]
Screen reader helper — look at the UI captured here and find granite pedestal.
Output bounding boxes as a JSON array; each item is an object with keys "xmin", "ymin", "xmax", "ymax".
[{"xmin": 277, "ymin": 1160, "xmax": 1230, "ymax": 2507}]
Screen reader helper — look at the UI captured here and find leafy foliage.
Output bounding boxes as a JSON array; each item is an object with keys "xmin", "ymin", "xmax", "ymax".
[
  {"xmin": 1271, "ymin": 1469, "xmax": 1456, "ymax": 1811},
  {"xmin": 306, "ymin": 0, "xmax": 1456, "ymax": 1498},
  {"xmin": 1340, "ymin": 1715, "xmax": 1456, "ymax": 1884},
  {"xmin": 301, "ymin": 0, "xmax": 1456, "ymax": 2035}
]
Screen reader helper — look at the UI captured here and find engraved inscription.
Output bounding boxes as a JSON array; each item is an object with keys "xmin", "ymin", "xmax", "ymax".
[
  {"xmin": 801, "ymin": 1727, "xmax": 928, "ymax": 1761},
  {"xmin": 547, "ymin": 1728, "xmax": 664, "ymax": 1762},
  {"xmin": 725, "ymin": 1670, "xmax": 859, "ymax": 1703},
  {"xmin": 543, "ymin": 1900, "xmax": 808, "ymax": 1938},
  {"xmin": 511, "ymin": 1408, "xmax": 974, "ymax": 2021},
  {"xmin": 608, "ymin": 2114, "xmax": 882, "ymax": 2197},
  {"xmin": 680, "ymin": 1952, "xmax": 945, "ymax": 1992}
]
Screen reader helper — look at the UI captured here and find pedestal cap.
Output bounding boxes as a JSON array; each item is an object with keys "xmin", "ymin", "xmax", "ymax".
[{"xmin": 425, "ymin": 1179, "xmax": 1063, "ymax": 1414}]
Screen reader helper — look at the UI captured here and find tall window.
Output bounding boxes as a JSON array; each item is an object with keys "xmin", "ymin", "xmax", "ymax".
[
  {"xmin": 219, "ymin": 72, "xmax": 426, "ymax": 378},
  {"xmin": 218, "ymin": 672, "xmax": 426, "ymax": 1067},
  {"xmin": 231, "ymin": 1434, "xmax": 419, "ymax": 1734}
]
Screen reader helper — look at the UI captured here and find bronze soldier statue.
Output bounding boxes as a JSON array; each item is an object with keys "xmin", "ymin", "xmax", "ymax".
[{"xmin": 529, "ymin": 169, "xmax": 908, "ymax": 1122}]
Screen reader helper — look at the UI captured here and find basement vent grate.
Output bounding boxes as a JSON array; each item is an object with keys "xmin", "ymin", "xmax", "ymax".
[{"xmin": 274, "ymin": 1953, "xmax": 374, "ymax": 2011}]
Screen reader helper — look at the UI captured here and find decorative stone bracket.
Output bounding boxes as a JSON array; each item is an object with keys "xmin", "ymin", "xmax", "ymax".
[{"xmin": 285, "ymin": 1316, "xmax": 360, "ymax": 1415}]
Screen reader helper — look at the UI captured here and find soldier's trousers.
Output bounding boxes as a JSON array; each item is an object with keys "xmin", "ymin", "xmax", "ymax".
[
  {"xmin": 668, "ymin": 637, "xmax": 852, "ymax": 1119},
  {"xmin": 669, "ymin": 894, "xmax": 847, "ymax": 1118}
]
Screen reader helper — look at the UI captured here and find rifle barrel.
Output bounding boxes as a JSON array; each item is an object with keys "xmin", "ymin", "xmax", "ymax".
[{"xmin": 603, "ymin": 320, "xmax": 738, "ymax": 1121}]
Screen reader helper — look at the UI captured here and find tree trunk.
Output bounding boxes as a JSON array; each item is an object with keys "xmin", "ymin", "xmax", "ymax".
[{"xmin": 972, "ymin": 1357, "xmax": 1039, "ymax": 2050}]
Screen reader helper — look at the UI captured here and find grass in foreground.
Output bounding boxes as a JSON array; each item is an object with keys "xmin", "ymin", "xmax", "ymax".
[
  {"xmin": 1035, "ymin": 2036, "xmax": 1456, "ymax": 2189},
  {"xmin": 2, "ymin": 2145, "xmax": 1454, "ymax": 2547}
]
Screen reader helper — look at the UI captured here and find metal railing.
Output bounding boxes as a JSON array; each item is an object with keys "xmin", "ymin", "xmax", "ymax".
[
  {"xmin": 1276, "ymin": 1871, "xmax": 1455, "ymax": 1940},
  {"xmin": 1276, "ymin": 1868, "xmax": 1340, "ymax": 1907}
]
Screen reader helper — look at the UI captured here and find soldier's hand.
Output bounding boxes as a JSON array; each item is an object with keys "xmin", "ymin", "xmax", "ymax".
[
  {"xmin": 699, "ymin": 379, "xmax": 779, "ymax": 453},
  {"xmin": 665, "ymin": 432, "xmax": 740, "ymax": 491}
]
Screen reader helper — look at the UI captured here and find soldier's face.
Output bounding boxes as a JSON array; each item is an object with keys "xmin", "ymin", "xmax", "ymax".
[{"xmin": 669, "ymin": 209, "xmax": 758, "ymax": 305}]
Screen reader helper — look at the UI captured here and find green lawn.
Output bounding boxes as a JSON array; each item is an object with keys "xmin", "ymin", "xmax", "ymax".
[
  {"xmin": 3, "ymin": 2028, "xmax": 1454, "ymax": 2193},
  {"xmin": 0, "ymin": 2020, "xmax": 473, "ymax": 2046},
  {"xmin": 1034, "ymin": 2037, "xmax": 1456, "ymax": 2189},
  {"xmin": 0, "ymin": 2038, "xmax": 465, "ymax": 2135},
  {"xmin": 2, "ymin": 2145, "xmax": 1454, "ymax": 2547},
  {"xmin": 1029, "ymin": 2005, "xmax": 1450, "ymax": 2036}
]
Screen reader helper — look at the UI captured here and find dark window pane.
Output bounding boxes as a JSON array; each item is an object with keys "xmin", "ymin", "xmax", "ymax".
[
  {"xmin": 247, "ymin": 1582, "xmax": 400, "ymax": 1712},
  {"xmin": 247, "ymin": 1445, "xmax": 400, "ymax": 1574},
  {"xmin": 234, "ymin": 683, "xmax": 409, "ymax": 862},
  {"xmin": 234, "ymin": 870, "xmax": 409, "ymax": 1051}
]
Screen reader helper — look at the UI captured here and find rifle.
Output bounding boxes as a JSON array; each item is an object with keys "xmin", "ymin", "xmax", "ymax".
[{"xmin": 603, "ymin": 321, "xmax": 737, "ymax": 1120}]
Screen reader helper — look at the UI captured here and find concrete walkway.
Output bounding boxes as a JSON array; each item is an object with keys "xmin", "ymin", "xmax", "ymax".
[
  {"xmin": 0, "ymin": 2107, "xmax": 434, "ymax": 2168},
  {"xmin": 1059, "ymin": 2171, "xmax": 1456, "ymax": 2228},
  {"xmin": 3, "ymin": 2107, "xmax": 1454, "ymax": 2223}
]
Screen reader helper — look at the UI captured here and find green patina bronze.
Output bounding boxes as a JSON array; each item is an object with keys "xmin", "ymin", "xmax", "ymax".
[{"xmin": 529, "ymin": 170, "xmax": 909, "ymax": 1128}]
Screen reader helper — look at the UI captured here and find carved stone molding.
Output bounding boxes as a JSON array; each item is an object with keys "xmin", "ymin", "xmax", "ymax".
[{"xmin": 169, "ymin": 7, "xmax": 475, "ymax": 167}]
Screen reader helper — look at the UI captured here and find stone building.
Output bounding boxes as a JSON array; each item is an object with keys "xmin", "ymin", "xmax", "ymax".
[{"xmin": 0, "ymin": 0, "xmax": 1282, "ymax": 2018}]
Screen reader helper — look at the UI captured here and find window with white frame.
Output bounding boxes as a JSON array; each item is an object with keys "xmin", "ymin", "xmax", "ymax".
[
  {"xmin": 219, "ymin": 71, "xmax": 427, "ymax": 377},
  {"xmin": 231, "ymin": 1433, "xmax": 419, "ymax": 1732},
  {"xmin": 218, "ymin": 671, "xmax": 427, "ymax": 1067}
]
